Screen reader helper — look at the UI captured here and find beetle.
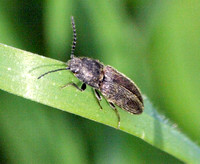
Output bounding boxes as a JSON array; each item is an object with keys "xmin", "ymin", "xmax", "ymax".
[{"xmin": 38, "ymin": 16, "xmax": 144, "ymax": 128}]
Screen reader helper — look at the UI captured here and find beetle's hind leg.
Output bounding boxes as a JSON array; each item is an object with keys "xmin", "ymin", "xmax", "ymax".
[
  {"xmin": 93, "ymin": 89, "xmax": 103, "ymax": 110},
  {"xmin": 61, "ymin": 83, "xmax": 86, "ymax": 92},
  {"xmin": 109, "ymin": 102, "xmax": 120, "ymax": 129}
]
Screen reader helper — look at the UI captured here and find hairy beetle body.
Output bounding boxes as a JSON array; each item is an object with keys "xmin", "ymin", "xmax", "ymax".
[{"xmin": 38, "ymin": 16, "xmax": 144, "ymax": 128}]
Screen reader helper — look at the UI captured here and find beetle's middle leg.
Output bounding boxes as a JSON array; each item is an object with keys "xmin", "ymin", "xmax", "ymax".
[
  {"xmin": 61, "ymin": 82, "xmax": 86, "ymax": 92},
  {"xmin": 93, "ymin": 89, "xmax": 103, "ymax": 110},
  {"xmin": 109, "ymin": 102, "xmax": 120, "ymax": 129}
]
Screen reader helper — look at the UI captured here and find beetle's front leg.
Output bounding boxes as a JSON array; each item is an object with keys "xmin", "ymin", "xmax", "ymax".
[{"xmin": 61, "ymin": 83, "xmax": 86, "ymax": 92}]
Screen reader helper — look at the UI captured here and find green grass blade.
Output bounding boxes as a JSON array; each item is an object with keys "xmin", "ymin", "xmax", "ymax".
[{"xmin": 0, "ymin": 43, "xmax": 200, "ymax": 163}]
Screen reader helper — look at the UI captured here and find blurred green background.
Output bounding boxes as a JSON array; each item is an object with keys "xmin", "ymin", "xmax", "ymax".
[{"xmin": 0, "ymin": 0, "xmax": 199, "ymax": 163}]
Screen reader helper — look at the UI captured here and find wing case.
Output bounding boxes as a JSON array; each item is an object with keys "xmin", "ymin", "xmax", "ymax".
[{"xmin": 100, "ymin": 66, "xmax": 144, "ymax": 114}]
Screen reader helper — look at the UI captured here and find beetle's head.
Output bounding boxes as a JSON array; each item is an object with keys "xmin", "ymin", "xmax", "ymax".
[{"xmin": 68, "ymin": 57, "xmax": 82, "ymax": 74}]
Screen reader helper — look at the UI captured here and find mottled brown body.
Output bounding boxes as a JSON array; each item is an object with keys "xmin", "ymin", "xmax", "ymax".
[
  {"xmin": 100, "ymin": 66, "xmax": 143, "ymax": 114},
  {"xmin": 68, "ymin": 57, "xmax": 144, "ymax": 115},
  {"xmin": 38, "ymin": 16, "xmax": 144, "ymax": 128}
]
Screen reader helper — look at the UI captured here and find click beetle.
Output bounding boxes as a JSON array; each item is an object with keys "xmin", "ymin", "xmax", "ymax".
[{"xmin": 38, "ymin": 16, "xmax": 144, "ymax": 128}]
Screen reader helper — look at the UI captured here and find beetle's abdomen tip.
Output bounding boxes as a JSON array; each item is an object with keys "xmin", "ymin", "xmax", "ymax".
[
  {"xmin": 133, "ymin": 104, "xmax": 144, "ymax": 115},
  {"xmin": 135, "ymin": 109, "xmax": 143, "ymax": 115}
]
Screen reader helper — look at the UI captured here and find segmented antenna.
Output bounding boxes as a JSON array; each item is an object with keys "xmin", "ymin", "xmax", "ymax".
[{"xmin": 71, "ymin": 16, "xmax": 77, "ymax": 58}]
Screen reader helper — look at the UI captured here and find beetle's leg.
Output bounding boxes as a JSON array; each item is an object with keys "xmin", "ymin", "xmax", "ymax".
[
  {"xmin": 81, "ymin": 83, "xmax": 86, "ymax": 91},
  {"xmin": 93, "ymin": 89, "xmax": 103, "ymax": 110},
  {"xmin": 61, "ymin": 82, "xmax": 86, "ymax": 92},
  {"xmin": 109, "ymin": 102, "xmax": 120, "ymax": 129}
]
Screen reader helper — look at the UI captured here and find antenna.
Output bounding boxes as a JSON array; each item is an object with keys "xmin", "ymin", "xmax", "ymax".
[
  {"xmin": 71, "ymin": 16, "xmax": 77, "ymax": 58},
  {"xmin": 37, "ymin": 68, "xmax": 69, "ymax": 79}
]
